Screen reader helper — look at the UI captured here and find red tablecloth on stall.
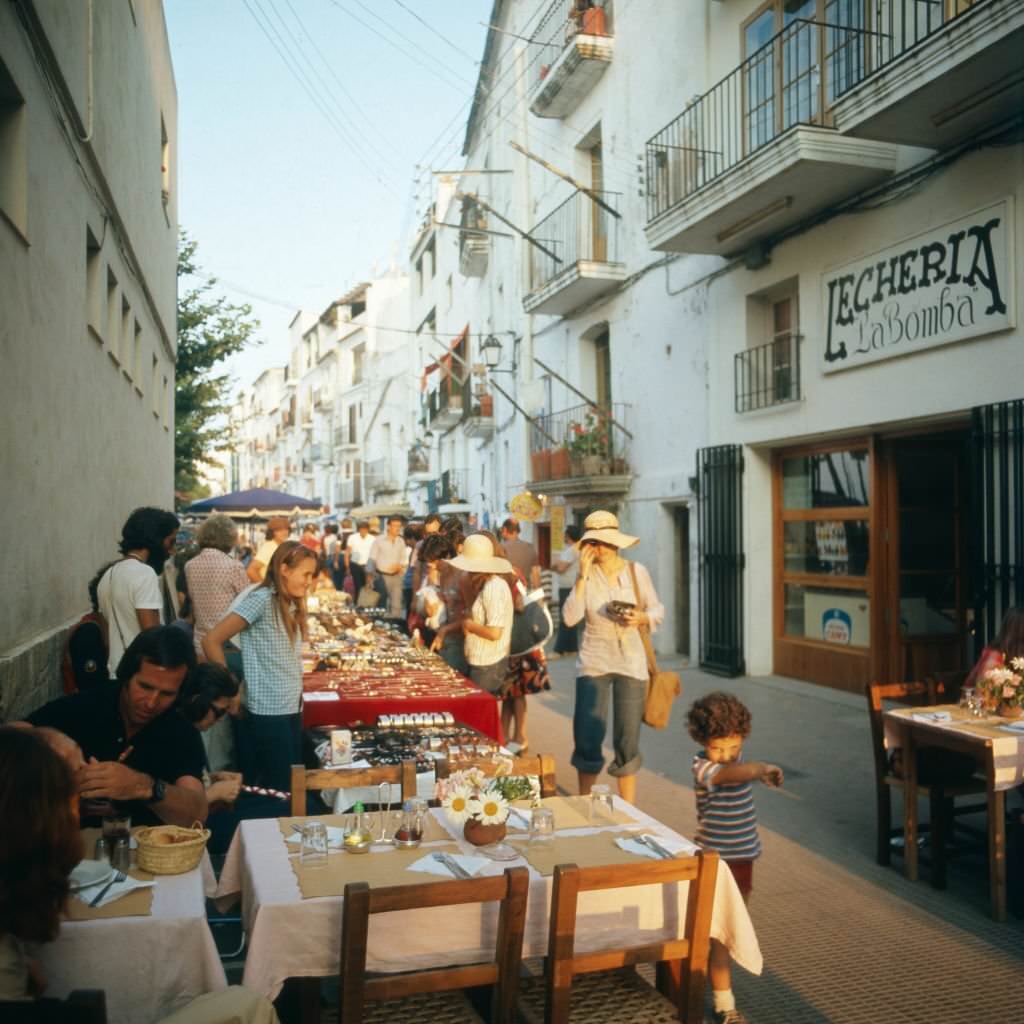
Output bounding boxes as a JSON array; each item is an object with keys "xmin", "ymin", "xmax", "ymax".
[{"xmin": 301, "ymin": 669, "xmax": 503, "ymax": 742}]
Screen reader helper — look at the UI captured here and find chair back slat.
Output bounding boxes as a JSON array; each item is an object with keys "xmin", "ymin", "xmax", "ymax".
[
  {"xmin": 290, "ymin": 760, "xmax": 416, "ymax": 816},
  {"xmin": 543, "ymin": 853, "xmax": 718, "ymax": 1024},
  {"xmin": 340, "ymin": 867, "xmax": 529, "ymax": 1024},
  {"xmin": 865, "ymin": 681, "xmax": 937, "ymax": 783}
]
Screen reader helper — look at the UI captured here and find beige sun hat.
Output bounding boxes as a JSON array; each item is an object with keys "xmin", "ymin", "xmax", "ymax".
[
  {"xmin": 447, "ymin": 533, "xmax": 515, "ymax": 574},
  {"xmin": 580, "ymin": 510, "xmax": 639, "ymax": 549}
]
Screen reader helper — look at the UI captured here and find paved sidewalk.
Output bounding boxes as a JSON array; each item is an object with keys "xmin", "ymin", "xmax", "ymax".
[{"xmin": 527, "ymin": 655, "xmax": 1024, "ymax": 1023}]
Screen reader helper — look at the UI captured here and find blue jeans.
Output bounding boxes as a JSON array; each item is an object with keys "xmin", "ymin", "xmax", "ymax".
[
  {"xmin": 571, "ymin": 674, "xmax": 646, "ymax": 777},
  {"xmin": 234, "ymin": 711, "xmax": 303, "ymax": 794},
  {"xmin": 469, "ymin": 658, "xmax": 509, "ymax": 696}
]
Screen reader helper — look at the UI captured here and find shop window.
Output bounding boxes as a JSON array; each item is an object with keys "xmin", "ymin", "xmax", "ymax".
[{"xmin": 0, "ymin": 58, "xmax": 27, "ymax": 238}]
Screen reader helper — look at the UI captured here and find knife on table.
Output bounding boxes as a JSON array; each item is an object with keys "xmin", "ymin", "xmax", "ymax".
[
  {"xmin": 640, "ymin": 835, "xmax": 675, "ymax": 859},
  {"xmin": 434, "ymin": 852, "xmax": 471, "ymax": 879}
]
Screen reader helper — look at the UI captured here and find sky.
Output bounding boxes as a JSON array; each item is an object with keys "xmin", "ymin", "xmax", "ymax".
[{"xmin": 165, "ymin": 0, "xmax": 493, "ymax": 391}]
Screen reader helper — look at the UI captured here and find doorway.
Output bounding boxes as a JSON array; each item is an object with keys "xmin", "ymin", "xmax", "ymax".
[
  {"xmin": 880, "ymin": 433, "xmax": 969, "ymax": 682},
  {"xmin": 674, "ymin": 506, "xmax": 691, "ymax": 657}
]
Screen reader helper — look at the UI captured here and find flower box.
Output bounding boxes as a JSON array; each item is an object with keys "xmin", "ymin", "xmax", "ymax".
[{"xmin": 531, "ymin": 448, "xmax": 552, "ymax": 481}]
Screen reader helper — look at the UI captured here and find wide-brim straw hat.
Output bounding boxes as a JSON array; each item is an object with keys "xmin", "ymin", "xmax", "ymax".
[
  {"xmin": 448, "ymin": 533, "xmax": 514, "ymax": 574},
  {"xmin": 580, "ymin": 510, "xmax": 638, "ymax": 549}
]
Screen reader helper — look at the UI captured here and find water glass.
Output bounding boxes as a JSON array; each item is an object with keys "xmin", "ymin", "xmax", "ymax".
[
  {"xmin": 102, "ymin": 812, "xmax": 131, "ymax": 844},
  {"xmin": 590, "ymin": 784, "xmax": 615, "ymax": 823},
  {"xmin": 300, "ymin": 821, "xmax": 329, "ymax": 867},
  {"xmin": 959, "ymin": 686, "xmax": 976, "ymax": 713},
  {"xmin": 529, "ymin": 807, "xmax": 555, "ymax": 843}
]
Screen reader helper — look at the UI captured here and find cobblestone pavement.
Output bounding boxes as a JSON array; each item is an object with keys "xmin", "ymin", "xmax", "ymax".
[{"xmin": 531, "ymin": 655, "xmax": 1024, "ymax": 1023}]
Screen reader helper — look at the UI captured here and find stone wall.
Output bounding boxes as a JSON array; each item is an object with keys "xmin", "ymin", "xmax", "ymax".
[{"xmin": 0, "ymin": 625, "xmax": 68, "ymax": 722}]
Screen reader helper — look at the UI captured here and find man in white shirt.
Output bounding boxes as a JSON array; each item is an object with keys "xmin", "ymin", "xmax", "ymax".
[
  {"xmin": 367, "ymin": 515, "xmax": 410, "ymax": 618},
  {"xmin": 92, "ymin": 507, "xmax": 180, "ymax": 675},
  {"xmin": 345, "ymin": 520, "xmax": 375, "ymax": 596}
]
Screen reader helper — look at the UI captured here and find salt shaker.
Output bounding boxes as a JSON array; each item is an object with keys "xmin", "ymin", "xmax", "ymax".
[
  {"xmin": 110, "ymin": 836, "xmax": 131, "ymax": 872},
  {"xmin": 93, "ymin": 836, "xmax": 110, "ymax": 864}
]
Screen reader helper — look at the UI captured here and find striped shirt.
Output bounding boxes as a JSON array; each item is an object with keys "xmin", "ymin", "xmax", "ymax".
[
  {"xmin": 185, "ymin": 548, "xmax": 249, "ymax": 654},
  {"xmin": 465, "ymin": 577, "xmax": 514, "ymax": 667},
  {"xmin": 692, "ymin": 752, "xmax": 762, "ymax": 861},
  {"xmin": 229, "ymin": 585, "xmax": 303, "ymax": 716}
]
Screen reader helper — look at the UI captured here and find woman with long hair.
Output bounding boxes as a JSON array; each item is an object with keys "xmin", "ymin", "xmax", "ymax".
[
  {"xmin": 562, "ymin": 510, "xmax": 664, "ymax": 805},
  {"xmin": 967, "ymin": 606, "xmax": 1024, "ymax": 688},
  {"xmin": 203, "ymin": 541, "xmax": 318, "ymax": 793}
]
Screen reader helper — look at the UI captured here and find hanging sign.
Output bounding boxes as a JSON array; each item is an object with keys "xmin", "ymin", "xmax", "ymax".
[
  {"xmin": 508, "ymin": 492, "xmax": 543, "ymax": 522},
  {"xmin": 821, "ymin": 199, "xmax": 1014, "ymax": 373}
]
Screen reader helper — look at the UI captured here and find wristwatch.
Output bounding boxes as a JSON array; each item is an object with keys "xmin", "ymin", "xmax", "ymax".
[{"xmin": 147, "ymin": 777, "xmax": 167, "ymax": 804}]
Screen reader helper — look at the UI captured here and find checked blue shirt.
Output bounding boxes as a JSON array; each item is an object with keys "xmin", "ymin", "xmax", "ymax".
[{"xmin": 230, "ymin": 585, "xmax": 303, "ymax": 716}]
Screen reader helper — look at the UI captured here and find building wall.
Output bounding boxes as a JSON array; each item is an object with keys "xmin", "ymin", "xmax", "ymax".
[{"xmin": 0, "ymin": 0, "xmax": 178, "ymax": 716}]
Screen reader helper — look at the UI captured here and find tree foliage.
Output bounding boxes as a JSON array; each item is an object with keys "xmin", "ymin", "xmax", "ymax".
[{"xmin": 175, "ymin": 231, "xmax": 260, "ymax": 497}]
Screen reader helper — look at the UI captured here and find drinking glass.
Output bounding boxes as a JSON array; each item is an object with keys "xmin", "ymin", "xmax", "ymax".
[
  {"xmin": 300, "ymin": 822, "xmax": 329, "ymax": 867},
  {"xmin": 959, "ymin": 686, "xmax": 976, "ymax": 714},
  {"xmin": 529, "ymin": 807, "xmax": 555, "ymax": 844},
  {"xmin": 102, "ymin": 812, "xmax": 131, "ymax": 847},
  {"xmin": 590, "ymin": 784, "xmax": 615, "ymax": 823}
]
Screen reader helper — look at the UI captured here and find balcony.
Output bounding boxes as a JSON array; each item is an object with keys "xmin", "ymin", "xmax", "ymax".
[
  {"xmin": 644, "ymin": 19, "xmax": 899, "ymax": 257},
  {"xmin": 336, "ymin": 478, "xmax": 361, "ymax": 507},
  {"xmin": 428, "ymin": 469, "xmax": 470, "ymax": 513},
  {"xmin": 523, "ymin": 191, "xmax": 626, "ymax": 316},
  {"xmin": 735, "ymin": 334, "xmax": 802, "ymax": 414},
  {"xmin": 427, "ymin": 382, "xmax": 464, "ymax": 431},
  {"xmin": 365, "ymin": 456, "xmax": 401, "ymax": 495},
  {"xmin": 310, "ymin": 442, "xmax": 331, "ymax": 464},
  {"xmin": 831, "ymin": 0, "xmax": 1024, "ymax": 149},
  {"xmin": 529, "ymin": 0, "xmax": 614, "ymax": 119},
  {"xmin": 462, "ymin": 385, "xmax": 495, "ymax": 440},
  {"xmin": 334, "ymin": 426, "xmax": 359, "ymax": 450},
  {"xmin": 407, "ymin": 446, "xmax": 431, "ymax": 479},
  {"xmin": 529, "ymin": 402, "xmax": 632, "ymax": 498},
  {"xmin": 459, "ymin": 198, "xmax": 489, "ymax": 278}
]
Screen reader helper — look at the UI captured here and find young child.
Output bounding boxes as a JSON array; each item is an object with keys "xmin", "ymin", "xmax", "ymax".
[{"xmin": 686, "ymin": 691, "xmax": 784, "ymax": 1024}]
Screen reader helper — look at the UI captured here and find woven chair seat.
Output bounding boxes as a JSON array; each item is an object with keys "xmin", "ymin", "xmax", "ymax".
[
  {"xmin": 323, "ymin": 988, "xmax": 485, "ymax": 1024},
  {"xmin": 517, "ymin": 967, "xmax": 681, "ymax": 1024}
]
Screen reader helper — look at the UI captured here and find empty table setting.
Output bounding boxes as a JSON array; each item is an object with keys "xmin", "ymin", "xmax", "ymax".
[{"xmin": 214, "ymin": 793, "xmax": 762, "ymax": 1003}]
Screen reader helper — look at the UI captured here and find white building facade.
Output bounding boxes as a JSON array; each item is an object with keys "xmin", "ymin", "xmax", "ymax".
[{"xmin": 0, "ymin": 0, "xmax": 179, "ymax": 715}]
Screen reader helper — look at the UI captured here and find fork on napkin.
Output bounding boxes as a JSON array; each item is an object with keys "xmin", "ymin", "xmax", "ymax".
[
  {"xmin": 77, "ymin": 872, "xmax": 154, "ymax": 909},
  {"xmin": 615, "ymin": 834, "xmax": 699, "ymax": 860},
  {"xmin": 409, "ymin": 851, "xmax": 490, "ymax": 878}
]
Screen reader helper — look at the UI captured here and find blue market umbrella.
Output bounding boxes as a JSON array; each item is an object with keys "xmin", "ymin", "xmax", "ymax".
[{"xmin": 185, "ymin": 487, "xmax": 322, "ymax": 519}]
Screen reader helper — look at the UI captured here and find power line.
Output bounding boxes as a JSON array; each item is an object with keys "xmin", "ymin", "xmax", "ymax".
[{"xmin": 390, "ymin": 0, "xmax": 482, "ymax": 65}]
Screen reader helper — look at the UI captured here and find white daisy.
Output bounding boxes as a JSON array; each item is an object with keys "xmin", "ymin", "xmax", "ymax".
[
  {"xmin": 443, "ymin": 787, "xmax": 473, "ymax": 824},
  {"xmin": 472, "ymin": 792, "xmax": 509, "ymax": 826}
]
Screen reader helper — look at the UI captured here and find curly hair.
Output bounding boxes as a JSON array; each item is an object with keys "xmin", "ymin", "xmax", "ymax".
[
  {"xmin": 119, "ymin": 506, "xmax": 180, "ymax": 561},
  {"xmin": 686, "ymin": 692, "xmax": 752, "ymax": 744},
  {"xmin": 197, "ymin": 513, "xmax": 238, "ymax": 553},
  {"xmin": 0, "ymin": 728, "xmax": 81, "ymax": 942},
  {"xmin": 420, "ymin": 532, "xmax": 455, "ymax": 564}
]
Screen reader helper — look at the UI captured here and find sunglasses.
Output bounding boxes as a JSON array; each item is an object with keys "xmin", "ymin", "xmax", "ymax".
[{"xmin": 209, "ymin": 704, "xmax": 229, "ymax": 720}]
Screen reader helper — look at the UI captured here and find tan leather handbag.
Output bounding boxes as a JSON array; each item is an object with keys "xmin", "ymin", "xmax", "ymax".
[{"xmin": 628, "ymin": 563, "xmax": 682, "ymax": 729}]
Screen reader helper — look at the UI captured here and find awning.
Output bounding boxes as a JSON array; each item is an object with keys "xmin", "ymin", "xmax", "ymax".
[
  {"xmin": 185, "ymin": 487, "xmax": 322, "ymax": 519},
  {"xmin": 420, "ymin": 325, "xmax": 470, "ymax": 392},
  {"xmin": 348, "ymin": 503, "xmax": 415, "ymax": 519}
]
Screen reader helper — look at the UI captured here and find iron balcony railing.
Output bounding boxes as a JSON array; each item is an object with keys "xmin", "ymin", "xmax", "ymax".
[
  {"xmin": 734, "ymin": 334, "xmax": 802, "ymax": 413},
  {"xmin": 528, "ymin": 0, "xmax": 613, "ymax": 84},
  {"xmin": 837, "ymin": 0, "xmax": 999, "ymax": 99},
  {"xmin": 439, "ymin": 468, "xmax": 469, "ymax": 504},
  {"xmin": 645, "ymin": 17, "xmax": 871, "ymax": 222},
  {"xmin": 528, "ymin": 190, "xmax": 622, "ymax": 294},
  {"xmin": 529, "ymin": 402, "xmax": 631, "ymax": 474},
  {"xmin": 365, "ymin": 456, "xmax": 399, "ymax": 492},
  {"xmin": 427, "ymin": 381, "xmax": 465, "ymax": 426}
]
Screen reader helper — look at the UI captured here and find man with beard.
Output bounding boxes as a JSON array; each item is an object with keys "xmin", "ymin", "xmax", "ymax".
[{"xmin": 90, "ymin": 506, "xmax": 180, "ymax": 676}]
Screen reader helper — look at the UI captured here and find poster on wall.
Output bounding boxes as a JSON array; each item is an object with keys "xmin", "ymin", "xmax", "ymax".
[
  {"xmin": 814, "ymin": 520, "xmax": 849, "ymax": 568},
  {"xmin": 821, "ymin": 199, "xmax": 1014, "ymax": 373},
  {"xmin": 549, "ymin": 504, "xmax": 565, "ymax": 554}
]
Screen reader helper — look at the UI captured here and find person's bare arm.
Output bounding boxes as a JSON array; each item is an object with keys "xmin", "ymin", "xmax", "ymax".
[
  {"xmin": 77, "ymin": 759, "xmax": 210, "ymax": 824},
  {"xmin": 463, "ymin": 620, "xmax": 502, "ymax": 642},
  {"xmin": 137, "ymin": 608, "xmax": 160, "ymax": 630},
  {"xmin": 246, "ymin": 560, "xmax": 264, "ymax": 583},
  {"xmin": 202, "ymin": 612, "xmax": 248, "ymax": 667},
  {"xmin": 529, "ymin": 565, "xmax": 542, "ymax": 589},
  {"xmin": 713, "ymin": 761, "xmax": 784, "ymax": 787}
]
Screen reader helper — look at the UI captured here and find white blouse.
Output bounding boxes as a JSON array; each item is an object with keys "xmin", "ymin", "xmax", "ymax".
[
  {"xmin": 561, "ymin": 560, "xmax": 664, "ymax": 681},
  {"xmin": 464, "ymin": 576, "xmax": 514, "ymax": 667}
]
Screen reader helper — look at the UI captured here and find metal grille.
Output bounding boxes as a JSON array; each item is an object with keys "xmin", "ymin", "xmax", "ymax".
[
  {"xmin": 698, "ymin": 445, "xmax": 745, "ymax": 676},
  {"xmin": 735, "ymin": 335, "xmax": 802, "ymax": 413},
  {"xmin": 970, "ymin": 399, "xmax": 1024, "ymax": 659}
]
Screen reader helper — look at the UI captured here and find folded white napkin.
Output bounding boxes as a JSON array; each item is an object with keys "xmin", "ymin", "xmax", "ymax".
[
  {"xmin": 506, "ymin": 808, "xmax": 532, "ymax": 830},
  {"xmin": 999, "ymin": 720, "xmax": 1024, "ymax": 733},
  {"xmin": 74, "ymin": 874, "xmax": 155, "ymax": 909},
  {"xmin": 285, "ymin": 826, "xmax": 346, "ymax": 848},
  {"xmin": 911, "ymin": 711, "xmax": 953, "ymax": 723},
  {"xmin": 408, "ymin": 852, "xmax": 491, "ymax": 878},
  {"xmin": 615, "ymin": 834, "xmax": 699, "ymax": 860}
]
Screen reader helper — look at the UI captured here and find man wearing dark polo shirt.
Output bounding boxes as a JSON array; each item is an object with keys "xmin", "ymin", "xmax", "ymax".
[{"xmin": 23, "ymin": 626, "xmax": 207, "ymax": 827}]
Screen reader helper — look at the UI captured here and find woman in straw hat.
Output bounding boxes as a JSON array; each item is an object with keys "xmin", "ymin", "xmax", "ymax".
[
  {"xmin": 562, "ymin": 510, "xmax": 664, "ymax": 804},
  {"xmin": 431, "ymin": 534, "xmax": 515, "ymax": 695}
]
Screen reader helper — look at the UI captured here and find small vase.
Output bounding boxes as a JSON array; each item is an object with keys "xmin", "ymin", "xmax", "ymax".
[
  {"xmin": 997, "ymin": 702, "xmax": 1023, "ymax": 719},
  {"xmin": 463, "ymin": 819, "xmax": 507, "ymax": 847}
]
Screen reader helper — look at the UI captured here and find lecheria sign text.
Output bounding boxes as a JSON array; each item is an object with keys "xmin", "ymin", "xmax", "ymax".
[{"xmin": 821, "ymin": 199, "xmax": 1013, "ymax": 374}]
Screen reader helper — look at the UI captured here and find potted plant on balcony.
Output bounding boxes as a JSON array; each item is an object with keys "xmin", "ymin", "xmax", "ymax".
[
  {"xmin": 531, "ymin": 447, "xmax": 552, "ymax": 482},
  {"xmin": 549, "ymin": 444, "xmax": 570, "ymax": 479},
  {"xmin": 568, "ymin": 409, "xmax": 609, "ymax": 477}
]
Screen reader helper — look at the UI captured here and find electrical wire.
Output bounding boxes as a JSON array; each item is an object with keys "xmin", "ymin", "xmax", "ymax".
[{"xmin": 390, "ymin": 0, "xmax": 482, "ymax": 66}]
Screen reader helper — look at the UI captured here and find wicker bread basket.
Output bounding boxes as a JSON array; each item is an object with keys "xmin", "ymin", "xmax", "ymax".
[{"xmin": 135, "ymin": 821, "xmax": 210, "ymax": 875}]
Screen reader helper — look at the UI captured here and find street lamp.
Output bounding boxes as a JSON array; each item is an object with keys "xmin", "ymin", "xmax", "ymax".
[{"xmin": 480, "ymin": 334, "xmax": 503, "ymax": 370}]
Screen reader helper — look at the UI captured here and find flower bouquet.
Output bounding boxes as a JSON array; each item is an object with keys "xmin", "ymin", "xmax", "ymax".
[
  {"xmin": 977, "ymin": 655, "xmax": 1024, "ymax": 718},
  {"xmin": 436, "ymin": 761, "xmax": 539, "ymax": 847}
]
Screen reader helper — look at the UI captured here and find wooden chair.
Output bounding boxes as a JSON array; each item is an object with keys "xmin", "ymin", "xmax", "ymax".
[
  {"xmin": 2, "ymin": 989, "xmax": 106, "ymax": 1022},
  {"xmin": 866, "ymin": 681, "xmax": 986, "ymax": 886},
  {"xmin": 290, "ymin": 760, "xmax": 417, "ymax": 816},
  {"xmin": 517, "ymin": 854, "xmax": 719, "ymax": 1024},
  {"xmin": 339, "ymin": 866, "xmax": 529, "ymax": 1023},
  {"xmin": 434, "ymin": 753, "xmax": 558, "ymax": 798}
]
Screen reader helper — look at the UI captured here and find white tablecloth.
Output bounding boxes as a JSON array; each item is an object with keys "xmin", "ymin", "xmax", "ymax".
[
  {"xmin": 39, "ymin": 854, "xmax": 226, "ymax": 1024},
  {"xmin": 215, "ymin": 803, "xmax": 762, "ymax": 1002}
]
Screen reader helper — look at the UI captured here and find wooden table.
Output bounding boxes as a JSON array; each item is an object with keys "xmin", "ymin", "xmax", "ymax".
[
  {"xmin": 41, "ymin": 849, "xmax": 225, "ymax": 1024},
  {"xmin": 214, "ymin": 799, "xmax": 762, "ymax": 1004},
  {"xmin": 884, "ymin": 704, "xmax": 1024, "ymax": 921}
]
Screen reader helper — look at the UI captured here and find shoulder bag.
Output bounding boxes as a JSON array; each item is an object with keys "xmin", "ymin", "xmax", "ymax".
[{"xmin": 628, "ymin": 562, "xmax": 682, "ymax": 729}]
